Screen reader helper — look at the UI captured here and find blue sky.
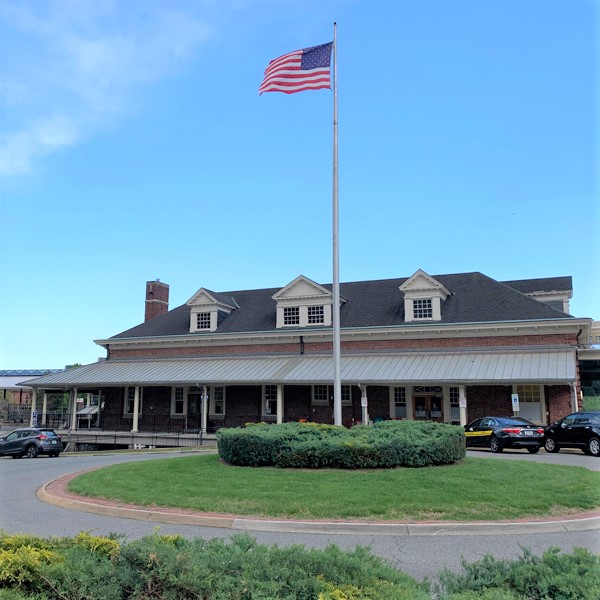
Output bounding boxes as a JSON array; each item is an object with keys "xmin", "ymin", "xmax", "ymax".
[{"xmin": 1, "ymin": 0, "xmax": 598, "ymax": 368}]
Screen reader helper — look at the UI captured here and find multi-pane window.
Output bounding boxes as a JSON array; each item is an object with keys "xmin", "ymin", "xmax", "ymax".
[
  {"xmin": 308, "ymin": 305, "xmax": 325, "ymax": 324},
  {"xmin": 124, "ymin": 386, "xmax": 143, "ymax": 415},
  {"xmin": 413, "ymin": 298, "xmax": 433, "ymax": 319},
  {"xmin": 394, "ymin": 387, "xmax": 406, "ymax": 418},
  {"xmin": 212, "ymin": 386, "xmax": 225, "ymax": 415},
  {"xmin": 515, "ymin": 385, "xmax": 541, "ymax": 403},
  {"xmin": 264, "ymin": 385, "xmax": 278, "ymax": 415},
  {"xmin": 449, "ymin": 387, "xmax": 460, "ymax": 422},
  {"xmin": 341, "ymin": 385, "xmax": 352, "ymax": 406},
  {"xmin": 283, "ymin": 307, "xmax": 300, "ymax": 325},
  {"xmin": 197, "ymin": 312, "xmax": 211, "ymax": 330},
  {"xmin": 312, "ymin": 385, "xmax": 329, "ymax": 405},
  {"xmin": 173, "ymin": 387, "xmax": 185, "ymax": 415}
]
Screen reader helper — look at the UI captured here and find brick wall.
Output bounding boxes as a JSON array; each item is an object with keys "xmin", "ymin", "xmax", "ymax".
[
  {"xmin": 465, "ymin": 385, "xmax": 513, "ymax": 421},
  {"xmin": 546, "ymin": 385, "xmax": 573, "ymax": 423},
  {"xmin": 109, "ymin": 332, "xmax": 578, "ymax": 360}
]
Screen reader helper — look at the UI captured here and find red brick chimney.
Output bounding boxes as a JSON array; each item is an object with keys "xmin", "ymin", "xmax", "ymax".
[{"xmin": 145, "ymin": 280, "xmax": 169, "ymax": 321}]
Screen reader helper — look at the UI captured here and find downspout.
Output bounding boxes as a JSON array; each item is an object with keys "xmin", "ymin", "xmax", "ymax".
[
  {"xmin": 299, "ymin": 336, "xmax": 305, "ymax": 355},
  {"xmin": 576, "ymin": 328, "xmax": 582, "ymax": 347}
]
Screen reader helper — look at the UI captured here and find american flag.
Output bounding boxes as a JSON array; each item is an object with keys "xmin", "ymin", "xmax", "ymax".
[{"xmin": 259, "ymin": 42, "xmax": 333, "ymax": 95}]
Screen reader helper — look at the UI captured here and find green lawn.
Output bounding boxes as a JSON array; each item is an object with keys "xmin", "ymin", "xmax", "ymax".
[{"xmin": 67, "ymin": 454, "xmax": 600, "ymax": 521}]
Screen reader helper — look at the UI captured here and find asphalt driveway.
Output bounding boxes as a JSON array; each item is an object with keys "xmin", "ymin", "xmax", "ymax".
[{"xmin": 0, "ymin": 449, "xmax": 598, "ymax": 581}]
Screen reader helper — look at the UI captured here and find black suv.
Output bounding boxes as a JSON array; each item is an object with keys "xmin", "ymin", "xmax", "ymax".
[
  {"xmin": 0, "ymin": 428, "xmax": 63, "ymax": 458},
  {"xmin": 544, "ymin": 411, "xmax": 600, "ymax": 456}
]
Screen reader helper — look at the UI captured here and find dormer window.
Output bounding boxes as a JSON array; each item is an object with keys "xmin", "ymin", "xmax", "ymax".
[
  {"xmin": 197, "ymin": 312, "xmax": 211, "ymax": 330},
  {"xmin": 273, "ymin": 275, "xmax": 336, "ymax": 328},
  {"xmin": 308, "ymin": 305, "xmax": 324, "ymax": 324},
  {"xmin": 399, "ymin": 269, "xmax": 451, "ymax": 323},
  {"xmin": 413, "ymin": 299, "xmax": 433, "ymax": 319},
  {"xmin": 284, "ymin": 307, "xmax": 300, "ymax": 325},
  {"xmin": 186, "ymin": 288, "xmax": 236, "ymax": 333}
]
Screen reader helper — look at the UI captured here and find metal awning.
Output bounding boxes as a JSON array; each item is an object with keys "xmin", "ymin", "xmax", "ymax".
[
  {"xmin": 77, "ymin": 406, "xmax": 99, "ymax": 415},
  {"xmin": 21, "ymin": 349, "xmax": 577, "ymax": 388}
]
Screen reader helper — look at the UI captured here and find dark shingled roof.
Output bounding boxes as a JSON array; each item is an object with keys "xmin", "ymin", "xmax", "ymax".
[
  {"xmin": 502, "ymin": 276, "xmax": 572, "ymax": 295},
  {"xmin": 110, "ymin": 272, "xmax": 574, "ymax": 340}
]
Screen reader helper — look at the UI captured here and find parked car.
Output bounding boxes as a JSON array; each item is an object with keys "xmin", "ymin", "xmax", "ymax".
[
  {"xmin": 0, "ymin": 428, "xmax": 63, "ymax": 458},
  {"xmin": 544, "ymin": 411, "xmax": 600, "ymax": 456},
  {"xmin": 465, "ymin": 416, "xmax": 545, "ymax": 453}
]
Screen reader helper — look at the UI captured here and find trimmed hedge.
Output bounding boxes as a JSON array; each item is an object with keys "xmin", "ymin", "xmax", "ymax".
[
  {"xmin": 217, "ymin": 420, "xmax": 466, "ymax": 468},
  {"xmin": 0, "ymin": 532, "xmax": 598, "ymax": 599}
]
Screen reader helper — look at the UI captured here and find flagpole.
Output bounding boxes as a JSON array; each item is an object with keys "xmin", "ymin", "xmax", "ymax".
[{"xmin": 332, "ymin": 22, "xmax": 342, "ymax": 426}]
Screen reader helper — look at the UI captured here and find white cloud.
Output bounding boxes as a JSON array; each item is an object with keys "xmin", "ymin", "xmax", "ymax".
[{"xmin": 0, "ymin": 0, "xmax": 215, "ymax": 176}]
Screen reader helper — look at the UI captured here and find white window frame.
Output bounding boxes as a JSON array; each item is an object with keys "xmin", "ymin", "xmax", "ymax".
[
  {"xmin": 341, "ymin": 384, "xmax": 352, "ymax": 406},
  {"xmin": 312, "ymin": 385, "xmax": 329, "ymax": 406},
  {"xmin": 124, "ymin": 386, "xmax": 143, "ymax": 415},
  {"xmin": 413, "ymin": 298, "xmax": 433, "ymax": 319},
  {"xmin": 210, "ymin": 386, "xmax": 226, "ymax": 415},
  {"xmin": 393, "ymin": 386, "xmax": 407, "ymax": 418},
  {"xmin": 171, "ymin": 386, "xmax": 187, "ymax": 416},
  {"xmin": 197, "ymin": 312, "xmax": 211, "ymax": 330},
  {"xmin": 263, "ymin": 384, "xmax": 278, "ymax": 416},
  {"xmin": 307, "ymin": 305, "xmax": 325, "ymax": 324},
  {"xmin": 449, "ymin": 386, "xmax": 460, "ymax": 422},
  {"xmin": 283, "ymin": 306, "xmax": 300, "ymax": 325}
]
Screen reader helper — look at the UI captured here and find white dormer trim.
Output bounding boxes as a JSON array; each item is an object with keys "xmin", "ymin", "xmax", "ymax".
[
  {"xmin": 272, "ymin": 275, "xmax": 333, "ymax": 328},
  {"xmin": 399, "ymin": 269, "xmax": 451, "ymax": 323},
  {"xmin": 186, "ymin": 288, "xmax": 236, "ymax": 333},
  {"xmin": 525, "ymin": 291, "xmax": 571, "ymax": 314}
]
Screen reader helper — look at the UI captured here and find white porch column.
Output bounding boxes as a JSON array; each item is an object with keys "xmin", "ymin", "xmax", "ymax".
[
  {"xmin": 459, "ymin": 385, "xmax": 467, "ymax": 427},
  {"xmin": 29, "ymin": 388, "xmax": 38, "ymax": 426},
  {"xmin": 41, "ymin": 392, "xmax": 48, "ymax": 426},
  {"xmin": 276, "ymin": 384, "xmax": 283, "ymax": 424},
  {"xmin": 131, "ymin": 386, "xmax": 140, "ymax": 433},
  {"xmin": 201, "ymin": 385, "xmax": 208, "ymax": 434},
  {"xmin": 358, "ymin": 384, "xmax": 369, "ymax": 425},
  {"xmin": 70, "ymin": 387, "xmax": 78, "ymax": 430}
]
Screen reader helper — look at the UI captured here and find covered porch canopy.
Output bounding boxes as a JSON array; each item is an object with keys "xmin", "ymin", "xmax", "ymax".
[
  {"xmin": 22, "ymin": 349, "xmax": 577, "ymax": 430},
  {"xmin": 23, "ymin": 349, "xmax": 576, "ymax": 389}
]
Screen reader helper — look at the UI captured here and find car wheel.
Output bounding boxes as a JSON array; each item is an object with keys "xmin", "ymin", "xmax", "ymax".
[
  {"xmin": 544, "ymin": 437, "xmax": 559, "ymax": 453},
  {"xmin": 527, "ymin": 447, "xmax": 540, "ymax": 454},
  {"xmin": 490, "ymin": 436, "xmax": 503, "ymax": 453},
  {"xmin": 588, "ymin": 437, "xmax": 600, "ymax": 457},
  {"xmin": 25, "ymin": 445, "xmax": 39, "ymax": 459}
]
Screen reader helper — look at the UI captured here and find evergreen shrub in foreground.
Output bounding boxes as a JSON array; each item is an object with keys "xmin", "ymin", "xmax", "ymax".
[
  {"xmin": 216, "ymin": 420, "xmax": 466, "ymax": 468},
  {"xmin": 0, "ymin": 532, "xmax": 598, "ymax": 599}
]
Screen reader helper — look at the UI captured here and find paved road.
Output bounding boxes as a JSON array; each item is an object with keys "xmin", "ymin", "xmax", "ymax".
[{"xmin": 1, "ymin": 450, "xmax": 598, "ymax": 581}]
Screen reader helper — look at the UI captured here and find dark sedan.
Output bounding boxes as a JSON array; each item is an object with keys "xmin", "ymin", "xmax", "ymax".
[
  {"xmin": 465, "ymin": 416, "xmax": 545, "ymax": 453},
  {"xmin": 544, "ymin": 411, "xmax": 600, "ymax": 456},
  {"xmin": 0, "ymin": 427, "xmax": 63, "ymax": 458}
]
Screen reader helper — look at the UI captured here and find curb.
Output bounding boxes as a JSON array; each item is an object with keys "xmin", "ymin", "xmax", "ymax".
[{"xmin": 37, "ymin": 472, "xmax": 600, "ymax": 537}]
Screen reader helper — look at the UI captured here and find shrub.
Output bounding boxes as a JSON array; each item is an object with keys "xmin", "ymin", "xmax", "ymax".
[
  {"xmin": 0, "ymin": 532, "xmax": 597, "ymax": 600},
  {"xmin": 436, "ymin": 546, "xmax": 600, "ymax": 600},
  {"xmin": 0, "ymin": 532, "xmax": 428, "ymax": 599},
  {"xmin": 217, "ymin": 420, "xmax": 465, "ymax": 468}
]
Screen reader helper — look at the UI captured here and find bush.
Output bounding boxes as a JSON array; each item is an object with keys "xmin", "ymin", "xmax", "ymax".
[
  {"xmin": 0, "ymin": 532, "xmax": 597, "ymax": 600},
  {"xmin": 436, "ymin": 546, "xmax": 600, "ymax": 600},
  {"xmin": 217, "ymin": 420, "xmax": 465, "ymax": 468},
  {"xmin": 0, "ymin": 531, "xmax": 428, "ymax": 599}
]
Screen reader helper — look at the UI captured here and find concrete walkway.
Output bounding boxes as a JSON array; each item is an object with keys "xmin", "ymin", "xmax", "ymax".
[{"xmin": 38, "ymin": 466, "xmax": 600, "ymax": 537}]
